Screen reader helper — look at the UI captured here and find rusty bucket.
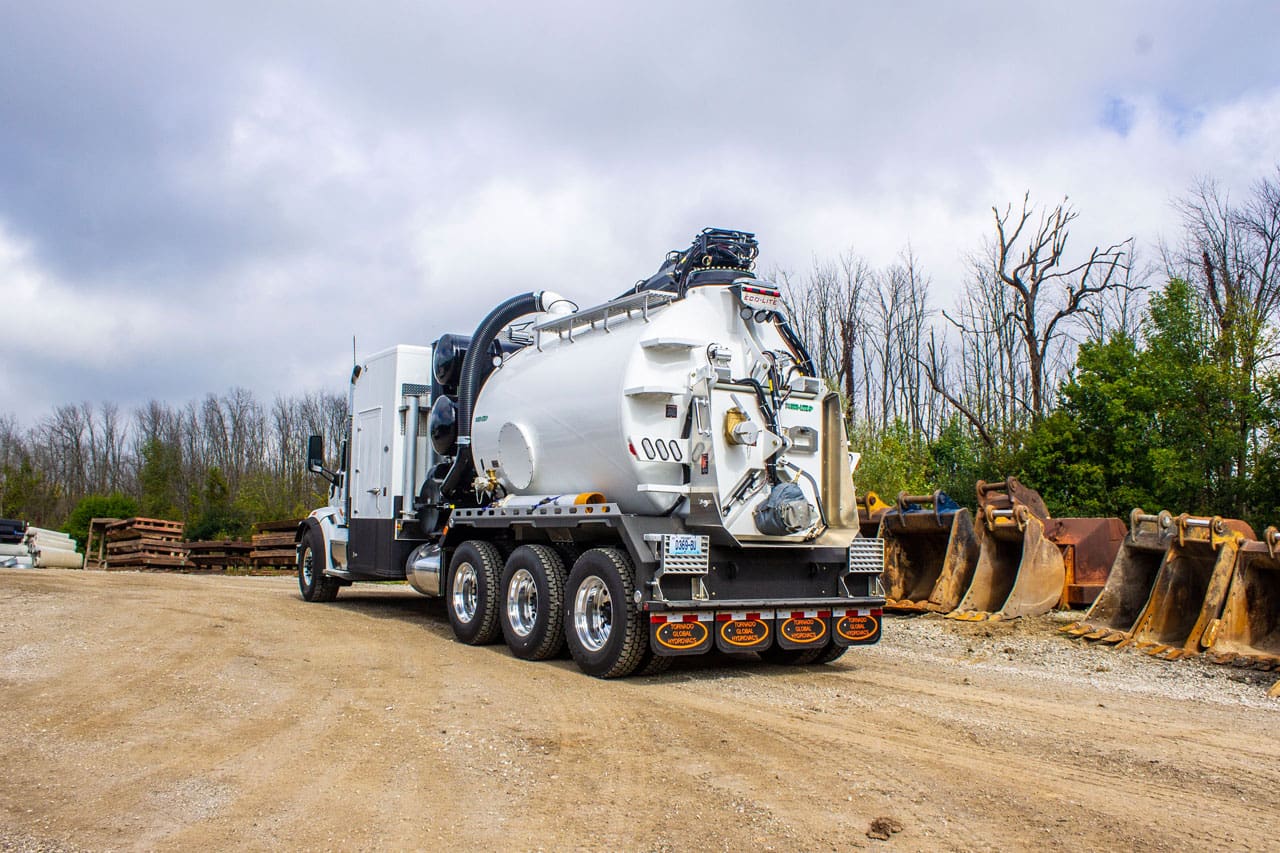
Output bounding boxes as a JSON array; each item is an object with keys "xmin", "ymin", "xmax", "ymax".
[
  {"xmin": 879, "ymin": 491, "xmax": 980, "ymax": 613},
  {"xmin": 1123, "ymin": 514, "xmax": 1254, "ymax": 660},
  {"xmin": 1063, "ymin": 510, "xmax": 1174, "ymax": 643},
  {"xmin": 1203, "ymin": 527, "xmax": 1280, "ymax": 671}
]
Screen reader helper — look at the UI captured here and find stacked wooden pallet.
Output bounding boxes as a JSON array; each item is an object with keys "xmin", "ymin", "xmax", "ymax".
[
  {"xmin": 104, "ymin": 518, "xmax": 188, "ymax": 571},
  {"xmin": 250, "ymin": 520, "xmax": 301, "ymax": 573},
  {"xmin": 83, "ymin": 517, "xmax": 121, "ymax": 570},
  {"xmin": 185, "ymin": 540, "xmax": 253, "ymax": 573}
]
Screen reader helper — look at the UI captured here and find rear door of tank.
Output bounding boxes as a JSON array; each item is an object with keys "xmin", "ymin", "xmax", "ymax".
[{"xmin": 352, "ymin": 407, "xmax": 385, "ymax": 518}]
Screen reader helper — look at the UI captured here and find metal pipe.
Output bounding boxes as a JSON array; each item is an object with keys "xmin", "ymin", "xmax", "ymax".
[{"xmin": 401, "ymin": 394, "xmax": 421, "ymax": 519}]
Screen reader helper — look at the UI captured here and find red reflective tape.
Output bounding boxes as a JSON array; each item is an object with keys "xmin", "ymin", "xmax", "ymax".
[
  {"xmin": 871, "ymin": 608, "xmax": 883, "ymax": 617},
  {"xmin": 650, "ymin": 615, "xmax": 667, "ymax": 624},
  {"xmin": 791, "ymin": 611, "xmax": 805, "ymax": 620},
  {"xmin": 818, "ymin": 610, "xmax": 831, "ymax": 619},
  {"xmin": 746, "ymin": 612, "xmax": 761, "ymax": 621},
  {"xmin": 682, "ymin": 614, "xmax": 699, "ymax": 622},
  {"xmin": 715, "ymin": 613, "xmax": 731, "ymax": 621}
]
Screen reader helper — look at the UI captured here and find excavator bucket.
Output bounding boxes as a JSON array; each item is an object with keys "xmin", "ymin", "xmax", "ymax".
[
  {"xmin": 1203, "ymin": 527, "xmax": 1280, "ymax": 671},
  {"xmin": 1062, "ymin": 510, "xmax": 1173, "ymax": 643},
  {"xmin": 950, "ymin": 477, "xmax": 1126, "ymax": 621},
  {"xmin": 1122, "ymin": 514, "xmax": 1254, "ymax": 660},
  {"xmin": 879, "ymin": 491, "xmax": 980, "ymax": 613},
  {"xmin": 1045, "ymin": 517, "xmax": 1127, "ymax": 608},
  {"xmin": 857, "ymin": 491, "xmax": 893, "ymax": 539},
  {"xmin": 950, "ymin": 511, "xmax": 1065, "ymax": 620},
  {"xmin": 947, "ymin": 478, "xmax": 1060, "ymax": 621}
]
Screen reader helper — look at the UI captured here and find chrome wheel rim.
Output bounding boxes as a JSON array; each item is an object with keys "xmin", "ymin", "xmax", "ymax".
[
  {"xmin": 452, "ymin": 562, "xmax": 479, "ymax": 624},
  {"xmin": 574, "ymin": 576, "xmax": 611, "ymax": 652},
  {"xmin": 301, "ymin": 548, "xmax": 314, "ymax": 586},
  {"xmin": 506, "ymin": 568, "xmax": 538, "ymax": 637}
]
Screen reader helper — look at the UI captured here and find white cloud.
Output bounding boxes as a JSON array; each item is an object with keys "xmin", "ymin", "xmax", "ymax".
[{"xmin": 1, "ymin": 2, "xmax": 1279, "ymax": 420}]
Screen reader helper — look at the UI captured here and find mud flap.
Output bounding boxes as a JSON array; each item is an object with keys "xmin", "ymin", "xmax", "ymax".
[
  {"xmin": 776, "ymin": 609, "xmax": 831, "ymax": 649},
  {"xmin": 650, "ymin": 612, "xmax": 713, "ymax": 656},
  {"xmin": 832, "ymin": 608, "xmax": 882, "ymax": 646},
  {"xmin": 715, "ymin": 611, "xmax": 775, "ymax": 654}
]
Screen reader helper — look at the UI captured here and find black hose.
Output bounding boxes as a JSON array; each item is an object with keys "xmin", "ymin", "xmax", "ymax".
[
  {"xmin": 440, "ymin": 292, "xmax": 542, "ymax": 499},
  {"xmin": 735, "ymin": 376, "xmax": 781, "ymax": 485},
  {"xmin": 777, "ymin": 318, "xmax": 816, "ymax": 377}
]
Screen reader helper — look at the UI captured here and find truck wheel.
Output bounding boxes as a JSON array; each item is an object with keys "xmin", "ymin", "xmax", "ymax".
[
  {"xmin": 499, "ymin": 544, "xmax": 567, "ymax": 660},
  {"xmin": 814, "ymin": 644, "xmax": 848, "ymax": 664},
  {"xmin": 447, "ymin": 540, "xmax": 503, "ymax": 645},
  {"xmin": 298, "ymin": 529, "xmax": 340, "ymax": 602},
  {"xmin": 758, "ymin": 645, "xmax": 825, "ymax": 666},
  {"xmin": 635, "ymin": 648, "xmax": 674, "ymax": 676},
  {"xmin": 564, "ymin": 548, "xmax": 647, "ymax": 678}
]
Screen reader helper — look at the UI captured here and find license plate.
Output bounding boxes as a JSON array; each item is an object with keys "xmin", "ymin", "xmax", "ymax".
[{"xmin": 667, "ymin": 535, "xmax": 701, "ymax": 556}]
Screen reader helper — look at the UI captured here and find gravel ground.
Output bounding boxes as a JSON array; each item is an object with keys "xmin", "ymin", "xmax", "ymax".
[
  {"xmin": 877, "ymin": 610, "xmax": 1278, "ymax": 709},
  {"xmin": 1, "ymin": 569, "xmax": 1277, "ymax": 851}
]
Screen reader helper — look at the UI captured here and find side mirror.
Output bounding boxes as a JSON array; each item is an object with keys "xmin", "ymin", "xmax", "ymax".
[{"xmin": 306, "ymin": 435, "xmax": 325, "ymax": 473}]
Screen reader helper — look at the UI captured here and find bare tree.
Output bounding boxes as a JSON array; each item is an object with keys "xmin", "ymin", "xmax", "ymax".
[
  {"xmin": 1166, "ymin": 171, "xmax": 1280, "ymax": 374},
  {"xmin": 928, "ymin": 193, "xmax": 1132, "ymax": 441},
  {"xmin": 1162, "ymin": 169, "xmax": 1280, "ymax": 491}
]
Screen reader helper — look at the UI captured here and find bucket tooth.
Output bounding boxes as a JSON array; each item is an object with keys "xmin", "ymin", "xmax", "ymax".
[
  {"xmin": 1268, "ymin": 679, "xmax": 1280, "ymax": 699},
  {"xmin": 1203, "ymin": 528, "xmax": 1280, "ymax": 673}
]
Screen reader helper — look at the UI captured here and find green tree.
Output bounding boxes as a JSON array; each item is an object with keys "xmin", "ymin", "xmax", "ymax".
[
  {"xmin": 851, "ymin": 420, "xmax": 934, "ymax": 501},
  {"xmin": 1020, "ymin": 278, "xmax": 1267, "ymax": 525},
  {"xmin": 64, "ymin": 494, "xmax": 139, "ymax": 547},
  {"xmin": 138, "ymin": 437, "xmax": 182, "ymax": 519},
  {"xmin": 187, "ymin": 466, "xmax": 249, "ymax": 541}
]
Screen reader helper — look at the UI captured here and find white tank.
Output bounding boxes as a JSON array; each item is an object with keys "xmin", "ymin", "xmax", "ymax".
[{"xmin": 470, "ymin": 283, "xmax": 833, "ymax": 541}]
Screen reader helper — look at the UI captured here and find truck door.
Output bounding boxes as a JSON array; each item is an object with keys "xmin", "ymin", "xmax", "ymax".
[{"xmin": 352, "ymin": 407, "xmax": 387, "ymax": 518}]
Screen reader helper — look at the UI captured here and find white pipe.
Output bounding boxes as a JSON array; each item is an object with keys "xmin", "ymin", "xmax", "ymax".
[{"xmin": 34, "ymin": 549, "xmax": 83, "ymax": 569}]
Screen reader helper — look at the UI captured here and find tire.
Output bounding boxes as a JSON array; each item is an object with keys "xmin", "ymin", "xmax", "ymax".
[
  {"xmin": 758, "ymin": 644, "xmax": 826, "ymax": 666},
  {"xmin": 814, "ymin": 643, "xmax": 848, "ymax": 664},
  {"xmin": 446, "ymin": 540, "xmax": 503, "ymax": 645},
  {"xmin": 499, "ymin": 544, "xmax": 567, "ymax": 660},
  {"xmin": 635, "ymin": 648, "xmax": 674, "ymax": 676},
  {"xmin": 564, "ymin": 548, "xmax": 647, "ymax": 678},
  {"xmin": 298, "ymin": 529, "xmax": 340, "ymax": 602}
]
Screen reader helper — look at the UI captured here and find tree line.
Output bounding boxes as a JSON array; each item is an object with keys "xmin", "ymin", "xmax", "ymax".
[
  {"xmin": 0, "ymin": 391, "xmax": 347, "ymax": 543},
  {"xmin": 3, "ymin": 167, "xmax": 1278, "ymax": 543},
  {"xmin": 783, "ymin": 168, "xmax": 1280, "ymax": 532}
]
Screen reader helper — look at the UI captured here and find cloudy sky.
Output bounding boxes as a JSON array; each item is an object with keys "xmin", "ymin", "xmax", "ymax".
[{"xmin": 2, "ymin": 1, "xmax": 1279, "ymax": 422}]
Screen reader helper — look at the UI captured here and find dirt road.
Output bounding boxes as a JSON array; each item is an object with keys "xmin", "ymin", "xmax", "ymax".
[{"xmin": 2, "ymin": 569, "xmax": 1277, "ymax": 851}]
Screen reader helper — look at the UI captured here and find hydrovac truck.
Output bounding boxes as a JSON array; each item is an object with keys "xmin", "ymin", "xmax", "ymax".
[{"xmin": 299, "ymin": 228, "xmax": 886, "ymax": 677}]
